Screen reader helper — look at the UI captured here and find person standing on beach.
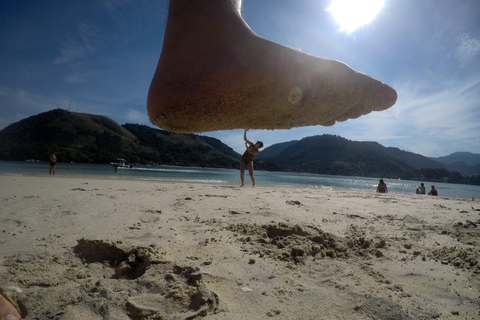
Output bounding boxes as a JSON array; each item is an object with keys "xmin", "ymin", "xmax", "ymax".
[
  {"xmin": 428, "ymin": 185, "xmax": 438, "ymax": 196},
  {"xmin": 240, "ymin": 129, "xmax": 263, "ymax": 187},
  {"xmin": 49, "ymin": 153, "xmax": 57, "ymax": 175},
  {"xmin": 376, "ymin": 179, "xmax": 388, "ymax": 193}
]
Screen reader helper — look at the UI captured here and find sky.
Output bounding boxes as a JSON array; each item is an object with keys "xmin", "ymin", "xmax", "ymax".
[{"xmin": 0, "ymin": 0, "xmax": 479, "ymax": 157}]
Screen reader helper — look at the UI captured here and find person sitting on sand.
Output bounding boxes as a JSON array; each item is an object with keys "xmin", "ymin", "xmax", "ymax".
[
  {"xmin": 147, "ymin": 0, "xmax": 397, "ymax": 133},
  {"xmin": 416, "ymin": 183, "xmax": 426, "ymax": 195},
  {"xmin": 0, "ymin": 293, "xmax": 21, "ymax": 320},
  {"xmin": 240, "ymin": 129, "xmax": 263, "ymax": 187},
  {"xmin": 428, "ymin": 185, "xmax": 438, "ymax": 196},
  {"xmin": 49, "ymin": 152, "xmax": 57, "ymax": 175},
  {"xmin": 376, "ymin": 179, "xmax": 388, "ymax": 193}
]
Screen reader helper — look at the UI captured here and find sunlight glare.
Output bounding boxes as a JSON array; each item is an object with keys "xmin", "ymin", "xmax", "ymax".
[{"xmin": 327, "ymin": 0, "xmax": 385, "ymax": 33}]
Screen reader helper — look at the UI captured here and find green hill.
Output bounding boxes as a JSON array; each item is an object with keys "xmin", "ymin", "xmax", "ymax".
[
  {"xmin": 256, "ymin": 135, "xmax": 479, "ymax": 184},
  {"xmin": 431, "ymin": 152, "xmax": 480, "ymax": 166},
  {"xmin": 0, "ymin": 109, "xmax": 240, "ymax": 168},
  {"xmin": 257, "ymin": 135, "xmax": 413, "ymax": 178}
]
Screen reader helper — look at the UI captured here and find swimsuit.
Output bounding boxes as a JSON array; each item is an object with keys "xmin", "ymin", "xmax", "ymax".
[{"xmin": 241, "ymin": 150, "xmax": 255, "ymax": 165}]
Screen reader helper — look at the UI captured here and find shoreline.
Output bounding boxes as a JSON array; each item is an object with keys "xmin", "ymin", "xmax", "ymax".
[
  {"xmin": 1, "ymin": 175, "xmax": 479, "ymax": 319},
  {"xmin": 1, "ymin": 168, "xmax": 478, "ymax": 201}
]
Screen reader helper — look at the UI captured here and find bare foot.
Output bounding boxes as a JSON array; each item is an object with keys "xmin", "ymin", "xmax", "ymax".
[
  {"xmin": 0, "ymin": 294, "xmax": 21, "ymax": 320},
  {"xmin": 147, "ymin": 0, "xmax": 397, "ymax": 133}
]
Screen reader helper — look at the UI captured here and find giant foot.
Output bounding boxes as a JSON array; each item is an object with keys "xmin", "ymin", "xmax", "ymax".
[{"xmin": 147, "ymin": 0, "xmax": 397, "ymax": 133}]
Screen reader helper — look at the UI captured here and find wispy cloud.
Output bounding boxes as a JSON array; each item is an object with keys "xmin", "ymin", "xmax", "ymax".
[
  {"xmin": 0, "ymin": 86, "xmax": 70, "ymax": 128},
  {"xmin": 456, "ymin": 33, "xmax": 480, "ymax": 66},
  {"xmin": 64, "ymin": 69, "xmax": 100, "ymax": 83},
  {"xmin": 54, "ymin": 23, "xmax": 105, "ymax": 64},
  {"xmin": 103, "ymin": 0, "xmax": 162, "ymax": 31},
  {"xmin": 54, "ymin": 0, "xmax": 162, "ymax": 65},
  {"xmin": 124, "ymin": 109, "xmax": 149, "ymax": 124},
  {"xmin": 343, "ymin": 76, "xmax": 480, "ymax": 156},
  {"xmin": 0, "ymin": 86, "xmax": 53, "ymax": 109}
]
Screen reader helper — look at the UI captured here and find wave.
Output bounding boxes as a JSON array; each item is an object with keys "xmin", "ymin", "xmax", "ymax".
[{"xmin": 132, "ymin": 167, "xmax": 202, "ymax": 174}]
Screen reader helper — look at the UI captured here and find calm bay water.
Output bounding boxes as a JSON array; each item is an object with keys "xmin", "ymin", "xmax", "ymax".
[{"xmin": 1, "ymin": 161, "xmax": 479, "ymax": 199}]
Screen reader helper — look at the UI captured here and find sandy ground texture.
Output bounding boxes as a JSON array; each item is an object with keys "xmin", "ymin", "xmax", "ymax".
[{"xmin": 1, "ymin": 175, "xmax": 480, "ymax": 320}]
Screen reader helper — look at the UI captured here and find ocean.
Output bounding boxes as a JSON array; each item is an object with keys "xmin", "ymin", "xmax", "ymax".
[{"xmin": 1, "ymin": 161, "xmax": 479, "ymax": 199}]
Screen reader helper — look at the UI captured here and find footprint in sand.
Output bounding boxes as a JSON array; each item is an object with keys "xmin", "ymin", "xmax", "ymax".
[{"xmin": 2, "ymin": 239, "xmax": 218, "ymax": 319}]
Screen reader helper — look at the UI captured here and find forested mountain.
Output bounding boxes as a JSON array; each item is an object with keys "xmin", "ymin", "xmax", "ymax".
[
  {"xmin": 255, "ymin": 140, "xmax": 298, "ymax": 159},
  {"xmin": 363, "ymin": 142, "xmax": 445, "ymax": 170},
  {"xmin": 256, "ymin": 135, "xmax": 480, "ymax": 184},
  {"xmin": 256, "ymin": 135, "xmax": 414, "ymax": 178},
  {"xmin": 0, "ymin": 109, "xmax": 240, "ymax": 168},
  {"xmin": 428, "ymin": 152, "xmax": 480, "ymax": 176},
  {"xmin": 431, "ymin": 152, "xmax": 480, "ymax": 166}
]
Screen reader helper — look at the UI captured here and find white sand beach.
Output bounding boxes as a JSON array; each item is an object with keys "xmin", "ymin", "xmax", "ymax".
[{"xmin": 1, "ymin": 175, "xmax": 479, "ymax": 319}]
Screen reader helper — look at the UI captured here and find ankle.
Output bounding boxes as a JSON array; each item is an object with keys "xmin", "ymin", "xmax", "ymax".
[{"xmin": 168, "ymin": 0, "xmax": 241, "ymax": 17}]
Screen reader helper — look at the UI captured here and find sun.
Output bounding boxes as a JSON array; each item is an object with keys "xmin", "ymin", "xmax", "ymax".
[{"xmin": 327, "ymin": 0, "xmax": 385, "ymax": 33}]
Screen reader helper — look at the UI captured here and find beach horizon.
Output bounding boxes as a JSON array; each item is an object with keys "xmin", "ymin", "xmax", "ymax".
[{"xmin": 1, "ymin": 161, "xmax": 479, "ymax": 200}]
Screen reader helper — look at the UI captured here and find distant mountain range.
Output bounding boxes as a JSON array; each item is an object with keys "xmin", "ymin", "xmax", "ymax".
[
  {"xmin": 0, "ymin": 109, "xmax": 478, "ymax": 185},
  {"xmin": 430, "ymin": 152, "xmax": 480, "ymax": 166},
  {"xmin": 255, "ymin": 135, "xmax": 480, "ymax": 180}
]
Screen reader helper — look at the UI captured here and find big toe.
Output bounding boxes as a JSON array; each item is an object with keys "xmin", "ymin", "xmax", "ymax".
[{"xmin": 371, "ymin": 81, "xmax": 397, "ymax": 111}]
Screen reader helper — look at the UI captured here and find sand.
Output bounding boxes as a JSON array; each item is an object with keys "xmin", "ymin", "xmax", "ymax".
[{"xmin": 1, "ymin": 175, "xmax": 479, "ymax": 320}]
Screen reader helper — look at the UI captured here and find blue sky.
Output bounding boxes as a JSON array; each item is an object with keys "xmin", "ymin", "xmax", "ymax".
[{"xmin": 1, "ymin": 0, "xmax": 479, "ymax": 157}]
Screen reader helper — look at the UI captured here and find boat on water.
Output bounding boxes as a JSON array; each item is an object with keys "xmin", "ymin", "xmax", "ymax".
[{"xmin": 110, "ymin": 158, "xmax": 133, "ymax": 168}]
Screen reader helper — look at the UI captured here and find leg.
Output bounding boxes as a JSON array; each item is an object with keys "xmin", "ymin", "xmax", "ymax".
[
  {"xmin": 247, "ymin": 161, "xmax": 255, "ymax": 187},
  {"xmin": 239, "ymin": 159, "xmax": 245, "ymax": 187},
  {"xmin": 0, "ymin": 294, "xmax": 21, "ymax": 320},
  {"xmin": 147, "ymin": 0, "xmax": 397, "ymax": 133}
]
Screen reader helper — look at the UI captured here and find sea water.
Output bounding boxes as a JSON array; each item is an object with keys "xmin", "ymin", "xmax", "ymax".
[{"xmin": 1, "ymin": 161, "xmax": 478, "ymax": 199}]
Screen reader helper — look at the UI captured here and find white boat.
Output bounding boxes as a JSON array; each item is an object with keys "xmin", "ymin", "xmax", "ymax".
[{"xmin": 110, "ymin": 158, "xmax": 133, "ymax": 168}]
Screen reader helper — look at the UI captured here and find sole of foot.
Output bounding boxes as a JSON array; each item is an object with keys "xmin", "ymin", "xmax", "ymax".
[{"xmin": 147, "ymin": 4, "xmax": 397, "ymax": 133}]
